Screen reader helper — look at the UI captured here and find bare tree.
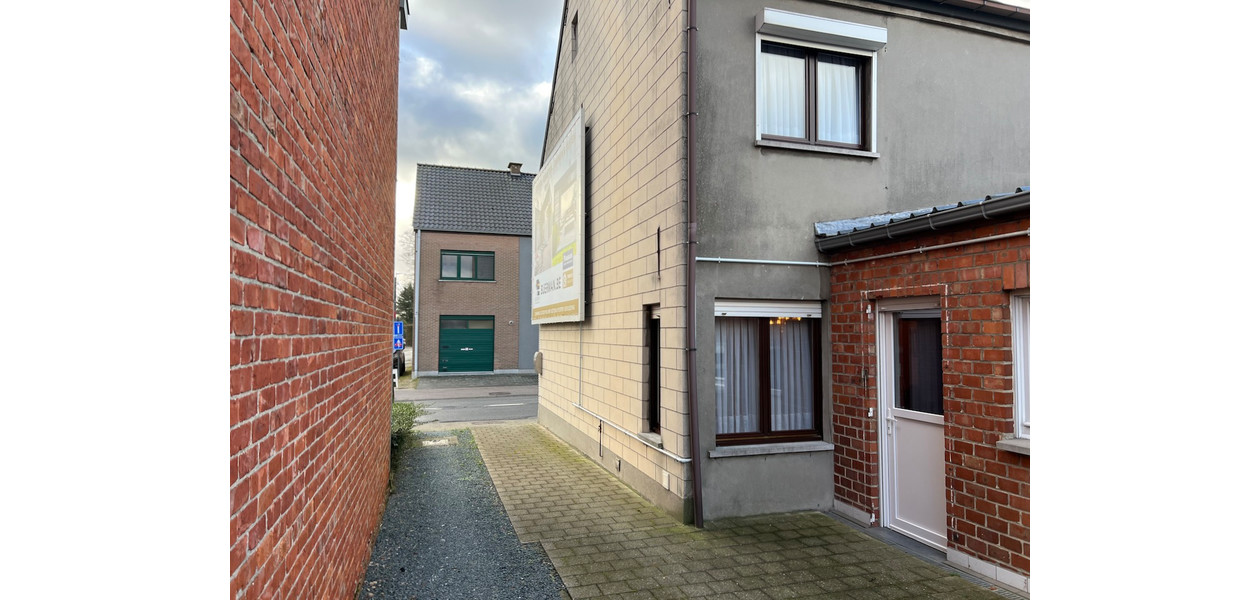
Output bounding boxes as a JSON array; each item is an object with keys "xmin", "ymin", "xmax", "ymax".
[{"xmin": 394, "ymin": 227, "xmax": 415, "ymax": 293}]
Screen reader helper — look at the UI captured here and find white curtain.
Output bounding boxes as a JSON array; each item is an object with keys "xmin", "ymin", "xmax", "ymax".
[
  {"xmin": 817, "ymin": 59, "xmax": 859, "ymax": 144},
  {"xmin": 715, "ymin": 318, "xmax": 760, "ymax": 434},
  {"xmin": 759, "ymin": 51, "xmax": 805, "ymax": 138},
  {"xmin": 770, "ymin": 320, "xmax": 814, "ymax": 431}
]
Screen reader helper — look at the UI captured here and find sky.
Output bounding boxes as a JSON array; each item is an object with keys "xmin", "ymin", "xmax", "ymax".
[
  {"xmin": 8, "ymin": 1, "xmax": 1260, "ymax": 597},
  {"xmin": 388, "ymin": 0, "xmax": 1031, "ymax": 288},
  {"xmin": 394, "ymin": 0, "xmax": 566, "ymax": 286}
]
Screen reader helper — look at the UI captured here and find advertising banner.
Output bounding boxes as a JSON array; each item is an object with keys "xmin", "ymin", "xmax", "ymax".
[{"xmin": 531, "ymin": 110, "xmax": 585, "ymax": 324}]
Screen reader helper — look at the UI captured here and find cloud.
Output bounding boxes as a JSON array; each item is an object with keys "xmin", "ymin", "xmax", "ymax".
[
  {"xmin": 408, "ymin": 55, "xmax": 441, "ymax": 89},
  {"xmin": 392, "ymin": 0, "xmax": 564, "ymax": 242}
]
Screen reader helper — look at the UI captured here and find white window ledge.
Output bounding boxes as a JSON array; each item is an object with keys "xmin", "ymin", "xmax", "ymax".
[
  {"xmin": 709, "ymin": 440, "xmax": 834, "ymax": 459},
  {"xmin": 755, "ymin": 139, "xmax": 879, "ymax": 158},
  {"xmin": 638, "ymin": 431, "xmax": 663, "ymax": 449},
  {"xmin": 995, "ymin": 437, "xmax": 1030, "ymax": 456}
]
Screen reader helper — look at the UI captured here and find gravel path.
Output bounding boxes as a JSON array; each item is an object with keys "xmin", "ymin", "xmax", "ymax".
[{"xmin": 357, "ymin": 429, "xmax": 565, "ymax": 600}]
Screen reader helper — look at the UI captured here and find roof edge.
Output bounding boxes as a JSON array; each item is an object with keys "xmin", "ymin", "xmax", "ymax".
[
  {"xmin": 860, "ymin": 0, "xmax": 1029, "ymax": 32},
  {"xmin": 816, "ymin": 190, "xmax": 1029, "ymax": 253},
  {"xmin": 539, "ymin": 0, "xmax": 570, "ymax": 168}
]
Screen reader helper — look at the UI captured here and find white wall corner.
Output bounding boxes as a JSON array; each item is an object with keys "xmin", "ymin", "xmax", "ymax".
[
  {"xmin": 831, "ymin": 498, "xmax": 874, "ymax": 526},
  {"xmin": 946, "ymin": 549, "xmax": 1029, "ymax": 593}
]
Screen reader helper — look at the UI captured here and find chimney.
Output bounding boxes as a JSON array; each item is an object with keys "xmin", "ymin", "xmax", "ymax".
[{"xmin": 508, "ymin": 162, "xmax": 523, "ymax": 177}]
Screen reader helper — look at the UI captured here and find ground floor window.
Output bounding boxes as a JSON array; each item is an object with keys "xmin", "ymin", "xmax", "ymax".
[
  {"xmin": 1012, "ymin": 292, "xmax": 1030, "ymax": 438},
  {"xmin": 715, "ymin": 314, "xmax": 821, "ymax": 445}
]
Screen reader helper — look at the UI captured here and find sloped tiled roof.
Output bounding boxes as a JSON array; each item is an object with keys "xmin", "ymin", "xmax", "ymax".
[{"xmin": 413, "ymin": 163, "xmax": 534, "ymax": 236}]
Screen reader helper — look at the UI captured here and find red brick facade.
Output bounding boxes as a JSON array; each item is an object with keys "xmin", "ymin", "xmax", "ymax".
[
  {"xmin": 828, "ymin": 215, "xmax": 1030, "ymax": 578},
  {"xmin": 229, "ymin": 1, "xmax": 398, "ymax": 598},
  {"xmin": 416, "ymin": 231, "xmax": 523, "ymax": 372}
]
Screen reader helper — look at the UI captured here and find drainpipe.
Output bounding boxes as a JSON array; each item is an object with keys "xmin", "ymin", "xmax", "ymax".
[
  {"xmin": 412, "ymin": 228, "xmax": 420, "ymax": 378},
  {"xmin": 684, "ymin": 0, "xmax": 704, "ymax": 529}
]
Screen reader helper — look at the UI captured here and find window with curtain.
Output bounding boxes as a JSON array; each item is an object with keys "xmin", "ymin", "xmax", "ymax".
[
  {"xmin": 439, "ymin": 250, "xmax": 494, "ymax": 281},
  {"xmin": 1012, "ymin": 293, "xmax": 1030, "ymax": 439},
  {"xmin": 758, "ymin": 41, "xmax": 868, "ymax": 149},
  {"xmin": 715, "ymin": 316, "xmax": 820, "ymax": 445}
]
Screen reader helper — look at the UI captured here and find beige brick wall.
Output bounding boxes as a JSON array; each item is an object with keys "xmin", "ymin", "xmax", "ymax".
[
  {"xmin": 537, "ymin": 0, "xmax": 692, "ymax": 510},
  {"xmin": 417, "ymin": 231, "xmax": 522, "ymax": 372}
]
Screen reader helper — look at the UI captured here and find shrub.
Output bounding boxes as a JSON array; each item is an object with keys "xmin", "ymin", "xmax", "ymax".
[{"xmin": 390, "ymin": 402, "xmax": 419, "ymax": 445}]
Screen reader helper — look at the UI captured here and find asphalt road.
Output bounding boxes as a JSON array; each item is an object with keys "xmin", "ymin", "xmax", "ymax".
[
  {"xmin": 415, "ymin": 393, "xmax": 538, "ymax": 426},
  {"xmin": 395, "ymin": 375, "xmax": 539, "ymax": 431}
]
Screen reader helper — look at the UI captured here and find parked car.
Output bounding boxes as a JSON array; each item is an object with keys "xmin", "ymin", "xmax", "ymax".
[{"xmin": 393, "ymin": 348, "xmax": 406, "ymax": 375}]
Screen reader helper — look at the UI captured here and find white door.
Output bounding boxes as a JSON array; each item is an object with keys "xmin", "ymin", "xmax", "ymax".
[{"xmin": 878, "ymin": 301, "xmax": 946, "ymax": 550}]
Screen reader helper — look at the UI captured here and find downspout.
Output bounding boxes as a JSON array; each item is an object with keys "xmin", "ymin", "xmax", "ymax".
[
  {"xmin": 412, "ymin": 228, "xmax": 420, "ymax": 378},
  {"xmin": 684, "ymin": 0, "xmax": 704, "ymax": 529}
]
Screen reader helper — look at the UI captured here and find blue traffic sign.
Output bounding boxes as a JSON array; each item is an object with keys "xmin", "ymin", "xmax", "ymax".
[
  {"xmin": 394, "ymin": 321, "xmax": 405, "ymax": 337},
  {"xmin": 393, "ymin": 338, "xmax": 405, "ymax": 350}
]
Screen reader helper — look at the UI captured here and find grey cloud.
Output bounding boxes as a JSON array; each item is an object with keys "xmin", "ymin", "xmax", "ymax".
[{"xmin": 392, "ymin": 0, "xmax": 563, "ymax": 246}]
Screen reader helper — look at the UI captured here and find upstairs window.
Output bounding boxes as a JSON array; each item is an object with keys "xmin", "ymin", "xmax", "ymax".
[
  {"xmin": 759, "ymin": 42, "xmax": 867, "ymax": 148},
  {"xmin": 440, "ymin": 250, "xmax": 494, "ymax": 281},
  {"xmin": 754, "ymin": 8, "xmax": 886, "ymax": 155}
]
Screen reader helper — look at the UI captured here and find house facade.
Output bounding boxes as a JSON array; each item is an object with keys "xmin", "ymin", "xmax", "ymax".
[
  {"xmin": 411, "ymin": 163, "xmax": 539, "ymax": 374},
  {"xmin": 229, "ymin": 2, "xmax": 401, "ymax": 598},
  {"xmin": 534, "ymin": 0, "xmax": 1028, "ymax": 592},
  {"xmin": 817, "ymin": 189, "xmax": 1030, "ymax": 590}
]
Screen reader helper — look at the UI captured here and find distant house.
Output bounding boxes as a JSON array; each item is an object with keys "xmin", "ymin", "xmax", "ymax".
[{"xmin": 411, "ymin": 162, "xmax": 539, "ymax": 374}]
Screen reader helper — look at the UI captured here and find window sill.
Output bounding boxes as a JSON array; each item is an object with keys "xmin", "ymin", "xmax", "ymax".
[
  {"xmin": 638, "ymin": 431, "xmax": 663, "ymax": 449},
  {"xmin": 437, "ymin": 279, "xmax": 497, "ymax": 283},
  {"xmin": 709, "ymin": 440, "xmax": 834, "ymax": 459},
  {"xmin": 755, "ymin": 138, "xmax": 879, "ymax": 159},
  {"xmin": 995, "ymin": 437, "xmax": 1030, "ymax": 456}
]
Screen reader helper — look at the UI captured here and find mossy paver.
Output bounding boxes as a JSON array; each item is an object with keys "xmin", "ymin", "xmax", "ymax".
[{"xmin": 473, "ymin": 423, "xmax": 1006, "ymax": 599}]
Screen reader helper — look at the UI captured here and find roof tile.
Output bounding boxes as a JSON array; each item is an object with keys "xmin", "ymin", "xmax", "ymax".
[{"xmin": 413, "ymin": 163, "xmax": 534, "ymax": 236}]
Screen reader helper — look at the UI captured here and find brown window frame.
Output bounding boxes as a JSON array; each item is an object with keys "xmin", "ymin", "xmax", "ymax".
[
  {"xmin": 759, "ymin": 41, "xmax": 870, "ymax": 151},
  {"xmin": 715, "ymin": 316, "xmax": 823, "ymax": 446}
]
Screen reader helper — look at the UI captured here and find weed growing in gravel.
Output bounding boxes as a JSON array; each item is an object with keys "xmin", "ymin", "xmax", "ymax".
[{"xmin": 387, "ymin": 402, "xmax": 426, "ymax": 493}]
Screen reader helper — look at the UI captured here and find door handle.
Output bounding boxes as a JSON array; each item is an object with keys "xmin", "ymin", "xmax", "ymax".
[{"xmin": 885, "ymin": 415, "xmax": 895, "ymax": 435}]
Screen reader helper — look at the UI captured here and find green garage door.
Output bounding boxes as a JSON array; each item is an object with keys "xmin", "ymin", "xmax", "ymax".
[{"xmin": 438, "ymin": 316, "xmax": 494, "ymax": 372}]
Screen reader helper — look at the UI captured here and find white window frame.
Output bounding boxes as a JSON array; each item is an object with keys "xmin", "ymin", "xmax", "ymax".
[
  {"xmin": 753, "ymin": 8, "xmax": 885, "ymax": 158},
  {"xmin": 1011, "ymin": 292, "xmax": 1030, "ymax": 439}
]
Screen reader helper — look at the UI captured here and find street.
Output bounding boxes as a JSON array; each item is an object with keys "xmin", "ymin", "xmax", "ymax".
[{"xmin": 395, "ymin": 374, "xmax": 539, "ymax": 431}]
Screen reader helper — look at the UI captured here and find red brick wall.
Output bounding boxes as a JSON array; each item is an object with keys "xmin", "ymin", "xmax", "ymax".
[
  {"xmin": 416, "ymin": 231, "xmax": 523, "ymax": 372},
  {"xmin": 828, "ymin": 215, "xmax": 1030, "ymax": 577},
  {"xmin": 229, "ymin": 1, "xmax": 398, "ymax": 598}
]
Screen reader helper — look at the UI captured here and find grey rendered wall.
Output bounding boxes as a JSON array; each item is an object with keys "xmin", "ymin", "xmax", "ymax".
[
  {"xmin": 518, "ymin": 236, "xmax": 539, "ymax": 370},
  {"xmin": 694, "ymin": 0, "xmax": 1030, "ymax": 260},
  {"xmin": 695, "ymin": 264, "xmax": 836, "ymax": 519},
  {"xmin": 690, "ymin": 0, "xmax": 1029, "ymax": 518}
]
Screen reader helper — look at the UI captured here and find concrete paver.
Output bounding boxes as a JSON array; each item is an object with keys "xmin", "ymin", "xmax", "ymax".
[{"xmin": 473, "ymin": 423, "xmax": 1007, "ymax": 599}]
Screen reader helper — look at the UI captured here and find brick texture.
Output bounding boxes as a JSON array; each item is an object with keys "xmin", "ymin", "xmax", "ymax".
[
  {"xmin": 827, "ymin": 216, "xmax": 1031, "ymax": 577},
  {"xmin": 416, "ymin": 231, "xmax": 523, "ymax": 372},
  {"xmin": 229, "ymin": 1, "xmax": 398, "ymax": 598},
  {"xmin": 537, "ymin": 0, "xmax": 693, "ymax": 509}
]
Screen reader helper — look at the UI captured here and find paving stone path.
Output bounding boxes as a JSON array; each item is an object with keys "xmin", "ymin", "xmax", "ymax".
[{"xmin": 473, "ymin": 423, "xmax": 1006, "ymax": 599}]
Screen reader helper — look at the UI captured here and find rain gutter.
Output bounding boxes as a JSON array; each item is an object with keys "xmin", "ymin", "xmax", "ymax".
[{"xmin": 814, "ymin": 190, "xmax": 1029, "ymax": 254}]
